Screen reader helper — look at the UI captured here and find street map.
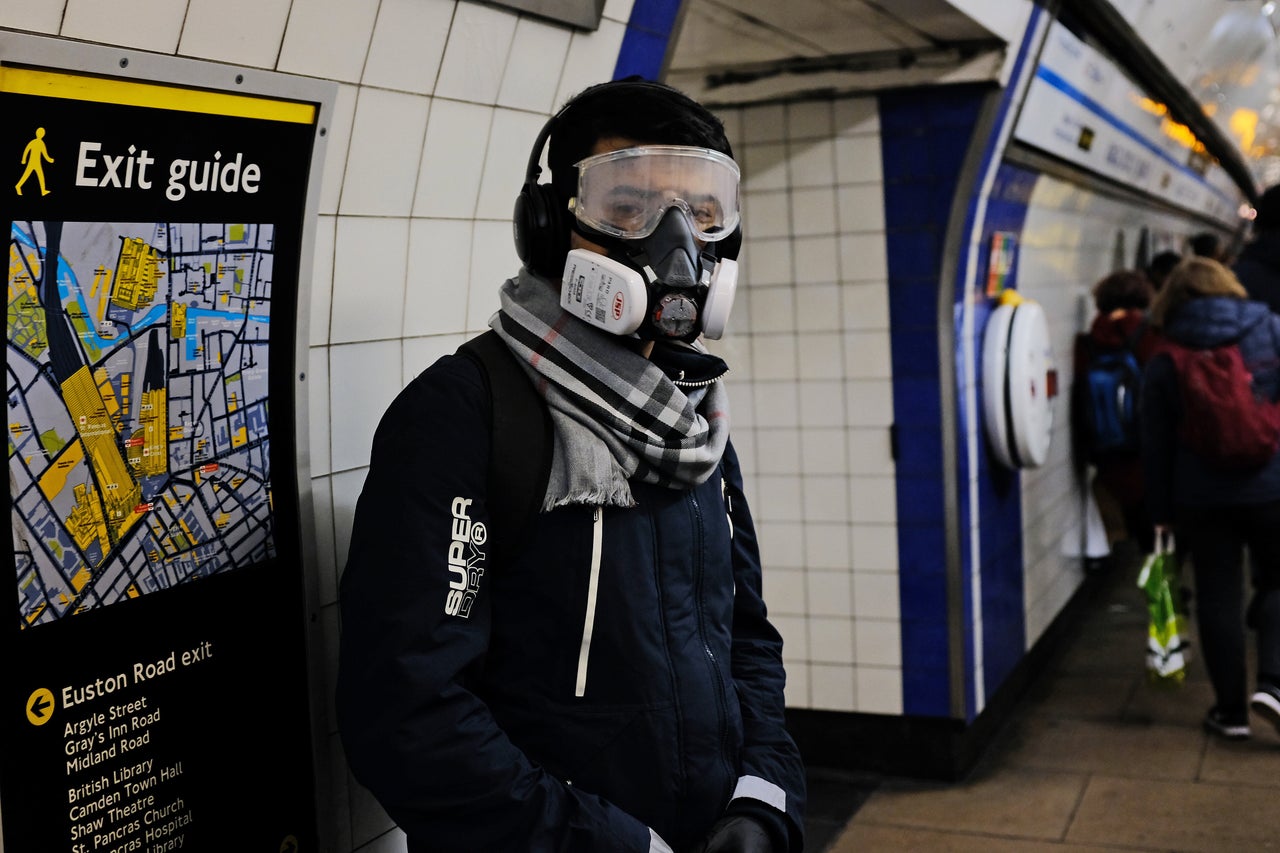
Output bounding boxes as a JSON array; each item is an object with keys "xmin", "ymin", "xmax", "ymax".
[{"xmin": 8, "ymin": 221, "xmax": 275, "ymax": 627}]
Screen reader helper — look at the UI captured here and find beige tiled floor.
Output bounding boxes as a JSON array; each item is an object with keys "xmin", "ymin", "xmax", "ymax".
[{"xmin": 826, "ymin": 562, "xmax": 1280, "ymax": 852}]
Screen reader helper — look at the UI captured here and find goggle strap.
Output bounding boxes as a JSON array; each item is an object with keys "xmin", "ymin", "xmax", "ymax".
[{"xmin": 570, "ymin": 217, "xmax": 622, "ymax": 251}]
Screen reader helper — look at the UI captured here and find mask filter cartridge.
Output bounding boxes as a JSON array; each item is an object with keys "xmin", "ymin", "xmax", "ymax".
[
  {"xmin": 559, "ymin": 249, "xmax": 739, "ymax": 341},
  {"xmin": 560, "ymin": 249, "xmax": 648, "ymax": 335},
  {"xmin": 700, "ymin": 258, "xmax": 737, "ymax": 340}
]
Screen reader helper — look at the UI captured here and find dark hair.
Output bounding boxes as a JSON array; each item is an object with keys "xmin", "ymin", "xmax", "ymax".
[
  {"xmin": 547, "ymin": 78, "xmax": 733, "ymax": 206},
  {"xmin": 1148, "ymin": 257, "xmax": 1247, "ymax": 329},
  {"xmin": 1145, "ymin": 250, "xmax": 1182, "ymax": 291},
  {"xmin": 1092, "ymin": 269, "xmax": 1154, "ymax": 314},
  {"xmin": 1254, "ymin": 184, "xmax": 1280, "ymax": 232},
  {"xmin": 1189, "ymin": 232, "xmax": 1221, "ymax": 258}
]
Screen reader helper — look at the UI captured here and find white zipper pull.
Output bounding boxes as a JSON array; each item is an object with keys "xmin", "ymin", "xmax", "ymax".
[
  {"xmin": 575, "ymin": 506, "xmax": 605, "ymax": 697},
  {"xmin": 722, "ymin": 478, "xmax": 734, "ymax": 538}
]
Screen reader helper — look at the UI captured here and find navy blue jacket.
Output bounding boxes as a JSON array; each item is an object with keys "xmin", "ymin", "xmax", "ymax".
[
  {"xmin": 1141, "ymin": 296, "xmax": 1280, "ymax": 523},
  {"xmin": 336, "ymin": 349, "xmax": 805, "ymax": 852}
]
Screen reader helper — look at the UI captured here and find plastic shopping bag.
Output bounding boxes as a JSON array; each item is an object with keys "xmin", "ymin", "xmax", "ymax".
[{"xmin": 1136, "ymin": 534, "xmax": 1188, "ymax": 684}]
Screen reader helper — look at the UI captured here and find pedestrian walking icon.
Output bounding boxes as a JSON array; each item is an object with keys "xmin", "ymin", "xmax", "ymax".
[
  {"xmin": 26, "ymin": 687, "xmax": 55, "ymax": 725},
  {"xmin": 16, "ymin": 127, "xmax": 54, "ymax": 196}
]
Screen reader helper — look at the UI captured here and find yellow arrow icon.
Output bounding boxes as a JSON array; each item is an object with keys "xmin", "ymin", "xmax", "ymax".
[{"xmin": 26, "ymin": 687, "xmax": 55, "ymax": 725}]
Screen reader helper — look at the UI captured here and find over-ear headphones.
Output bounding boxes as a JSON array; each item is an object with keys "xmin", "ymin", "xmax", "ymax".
[
  {"xmin": 511, "ymin": 98, "xmax": 570, "ymax": 278},
  {"xmin": 512, "ymin": 78, "xmax": 741, "ymax": 278}
]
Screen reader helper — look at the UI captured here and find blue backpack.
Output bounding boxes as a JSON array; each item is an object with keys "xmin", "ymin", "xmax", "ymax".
[{"xmin": 1080, "ymin": 327, "xmax": 1145, "ymax": 460}]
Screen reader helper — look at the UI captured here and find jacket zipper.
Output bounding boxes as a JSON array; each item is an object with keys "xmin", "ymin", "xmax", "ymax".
[
  {"xmin": 672, "ymin": 368, "xmax": 728, "ymax": 389},
  {"xmin": 575, "ymin": 506, "xmax": 604, "ymax": 698},
  {"xmin": 690, "ymin": 493, "xmax": 734, "ymax": 802}
]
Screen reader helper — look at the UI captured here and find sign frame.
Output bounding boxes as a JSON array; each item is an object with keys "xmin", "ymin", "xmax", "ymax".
[
  {"xmin": 480, "ymin": 0, "xmax": 605, "ymax": 30},
  {"xmin": 0, "ymin": 30, "xmax": 334, "ymax": 852}
]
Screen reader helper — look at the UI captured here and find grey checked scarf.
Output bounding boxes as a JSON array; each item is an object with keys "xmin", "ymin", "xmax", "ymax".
[{"xmin": 491, "ymin": 268, "xmax": 730, "ymax": 510}]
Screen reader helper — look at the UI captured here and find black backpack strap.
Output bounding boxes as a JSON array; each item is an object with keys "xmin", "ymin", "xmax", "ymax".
[{"xmin": 457, "ymin": 330, "xmax": 552, "ymax": 562}]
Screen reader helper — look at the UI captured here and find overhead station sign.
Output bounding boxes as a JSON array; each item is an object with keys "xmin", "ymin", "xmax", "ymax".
[
  {"xmin": 1, "ymin": 36, "xmax": 328, "ymax": 852},
  {"xmin": 1014, "ymin": 21, "xmax": 1243, "ymax": 226}
]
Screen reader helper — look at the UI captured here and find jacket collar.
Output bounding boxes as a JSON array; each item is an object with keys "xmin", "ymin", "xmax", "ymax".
[{"xmin": 649, "ymin": 342, "xmax": 729, "ymax": 387}]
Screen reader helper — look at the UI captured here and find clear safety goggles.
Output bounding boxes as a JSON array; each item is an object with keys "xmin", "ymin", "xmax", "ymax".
[{"xmin": 571, "ymin": 146, "xmax": 741, "ymax": 242}]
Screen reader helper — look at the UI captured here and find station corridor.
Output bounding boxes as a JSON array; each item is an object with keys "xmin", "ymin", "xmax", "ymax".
[{"xmin": 805, "ymin": 556, "xmax": 1280, "ymax": 852}]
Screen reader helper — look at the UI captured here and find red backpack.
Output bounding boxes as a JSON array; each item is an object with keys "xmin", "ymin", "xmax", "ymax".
[{"xmin": 1158, "ymin": 340, "xmax": 1280, "ymax": 469}]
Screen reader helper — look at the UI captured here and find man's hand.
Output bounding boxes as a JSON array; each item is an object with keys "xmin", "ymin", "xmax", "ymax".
[{"xmin": 690, "ymin": 815, "xmax": 776, "ymax": 853}]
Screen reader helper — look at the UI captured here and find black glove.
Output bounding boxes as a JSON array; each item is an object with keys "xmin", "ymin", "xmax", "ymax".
[{"xmin": 691, "ymin": 815, "xmax": 777, "ymax": 853}]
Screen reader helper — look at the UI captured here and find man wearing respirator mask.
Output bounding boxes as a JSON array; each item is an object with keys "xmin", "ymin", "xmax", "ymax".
[{"xmin": 338, "ymin": 78, "xmax": 805, "ymax": 853}]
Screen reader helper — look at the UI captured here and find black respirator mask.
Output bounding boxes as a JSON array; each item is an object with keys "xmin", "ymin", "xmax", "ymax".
[{"xmin": 557, "ymin": 145, "xmax": 740, "ymax": 342}]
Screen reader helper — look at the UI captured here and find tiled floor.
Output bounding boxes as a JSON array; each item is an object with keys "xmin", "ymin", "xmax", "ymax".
[{"xmin": 810, "ymin": 558, "xmax": 1280, "ymax": 852}]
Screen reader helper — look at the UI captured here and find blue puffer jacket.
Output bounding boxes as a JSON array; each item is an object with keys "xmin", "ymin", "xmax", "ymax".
[
  {"xmin": 336, "ymin": 346, "xmax": 806, "ymax": 853},
  {"xmin": 1141, "ymin": 295, "xmax": 1280, "ymax": 523}
]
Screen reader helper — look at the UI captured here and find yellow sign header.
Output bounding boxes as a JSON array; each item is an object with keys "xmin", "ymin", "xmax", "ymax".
[{"xmin": 0, "ymin": 66, "xmax": 315, "ymax": 124}]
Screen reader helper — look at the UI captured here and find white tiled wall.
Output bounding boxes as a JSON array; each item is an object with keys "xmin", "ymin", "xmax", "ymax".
[{"xmin": 715, "ymin": 98, "xmax": 902, "ymax": 716}]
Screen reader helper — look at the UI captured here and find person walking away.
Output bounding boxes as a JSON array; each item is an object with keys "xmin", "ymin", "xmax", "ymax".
[
  {"xmin": 336, "ymin": 78, "xmax": 806, "ymax": 853},
  {"xmin": 1234, "ymin": 184, "xmax": 1280, "ymax": 315},
  {"xmin": 1146, "ymin": 250, "xmax": 1181, "ymax": 294},
  {"xmin": 1071, "ymin": 269, "xmax": 1158, "ymax": 561},
  {"xmin": 1140, "ymin": 257, "xmax": 1280, "ymax": 741},
  {"xmin": 1189, "ymin": 232, "xmax": 1227, "ymax": 264}
]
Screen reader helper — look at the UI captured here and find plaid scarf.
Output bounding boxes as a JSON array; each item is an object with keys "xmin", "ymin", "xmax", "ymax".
[{"xmin": 491, "ymin": 268, "xmax": 730, "ymax": 510}]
